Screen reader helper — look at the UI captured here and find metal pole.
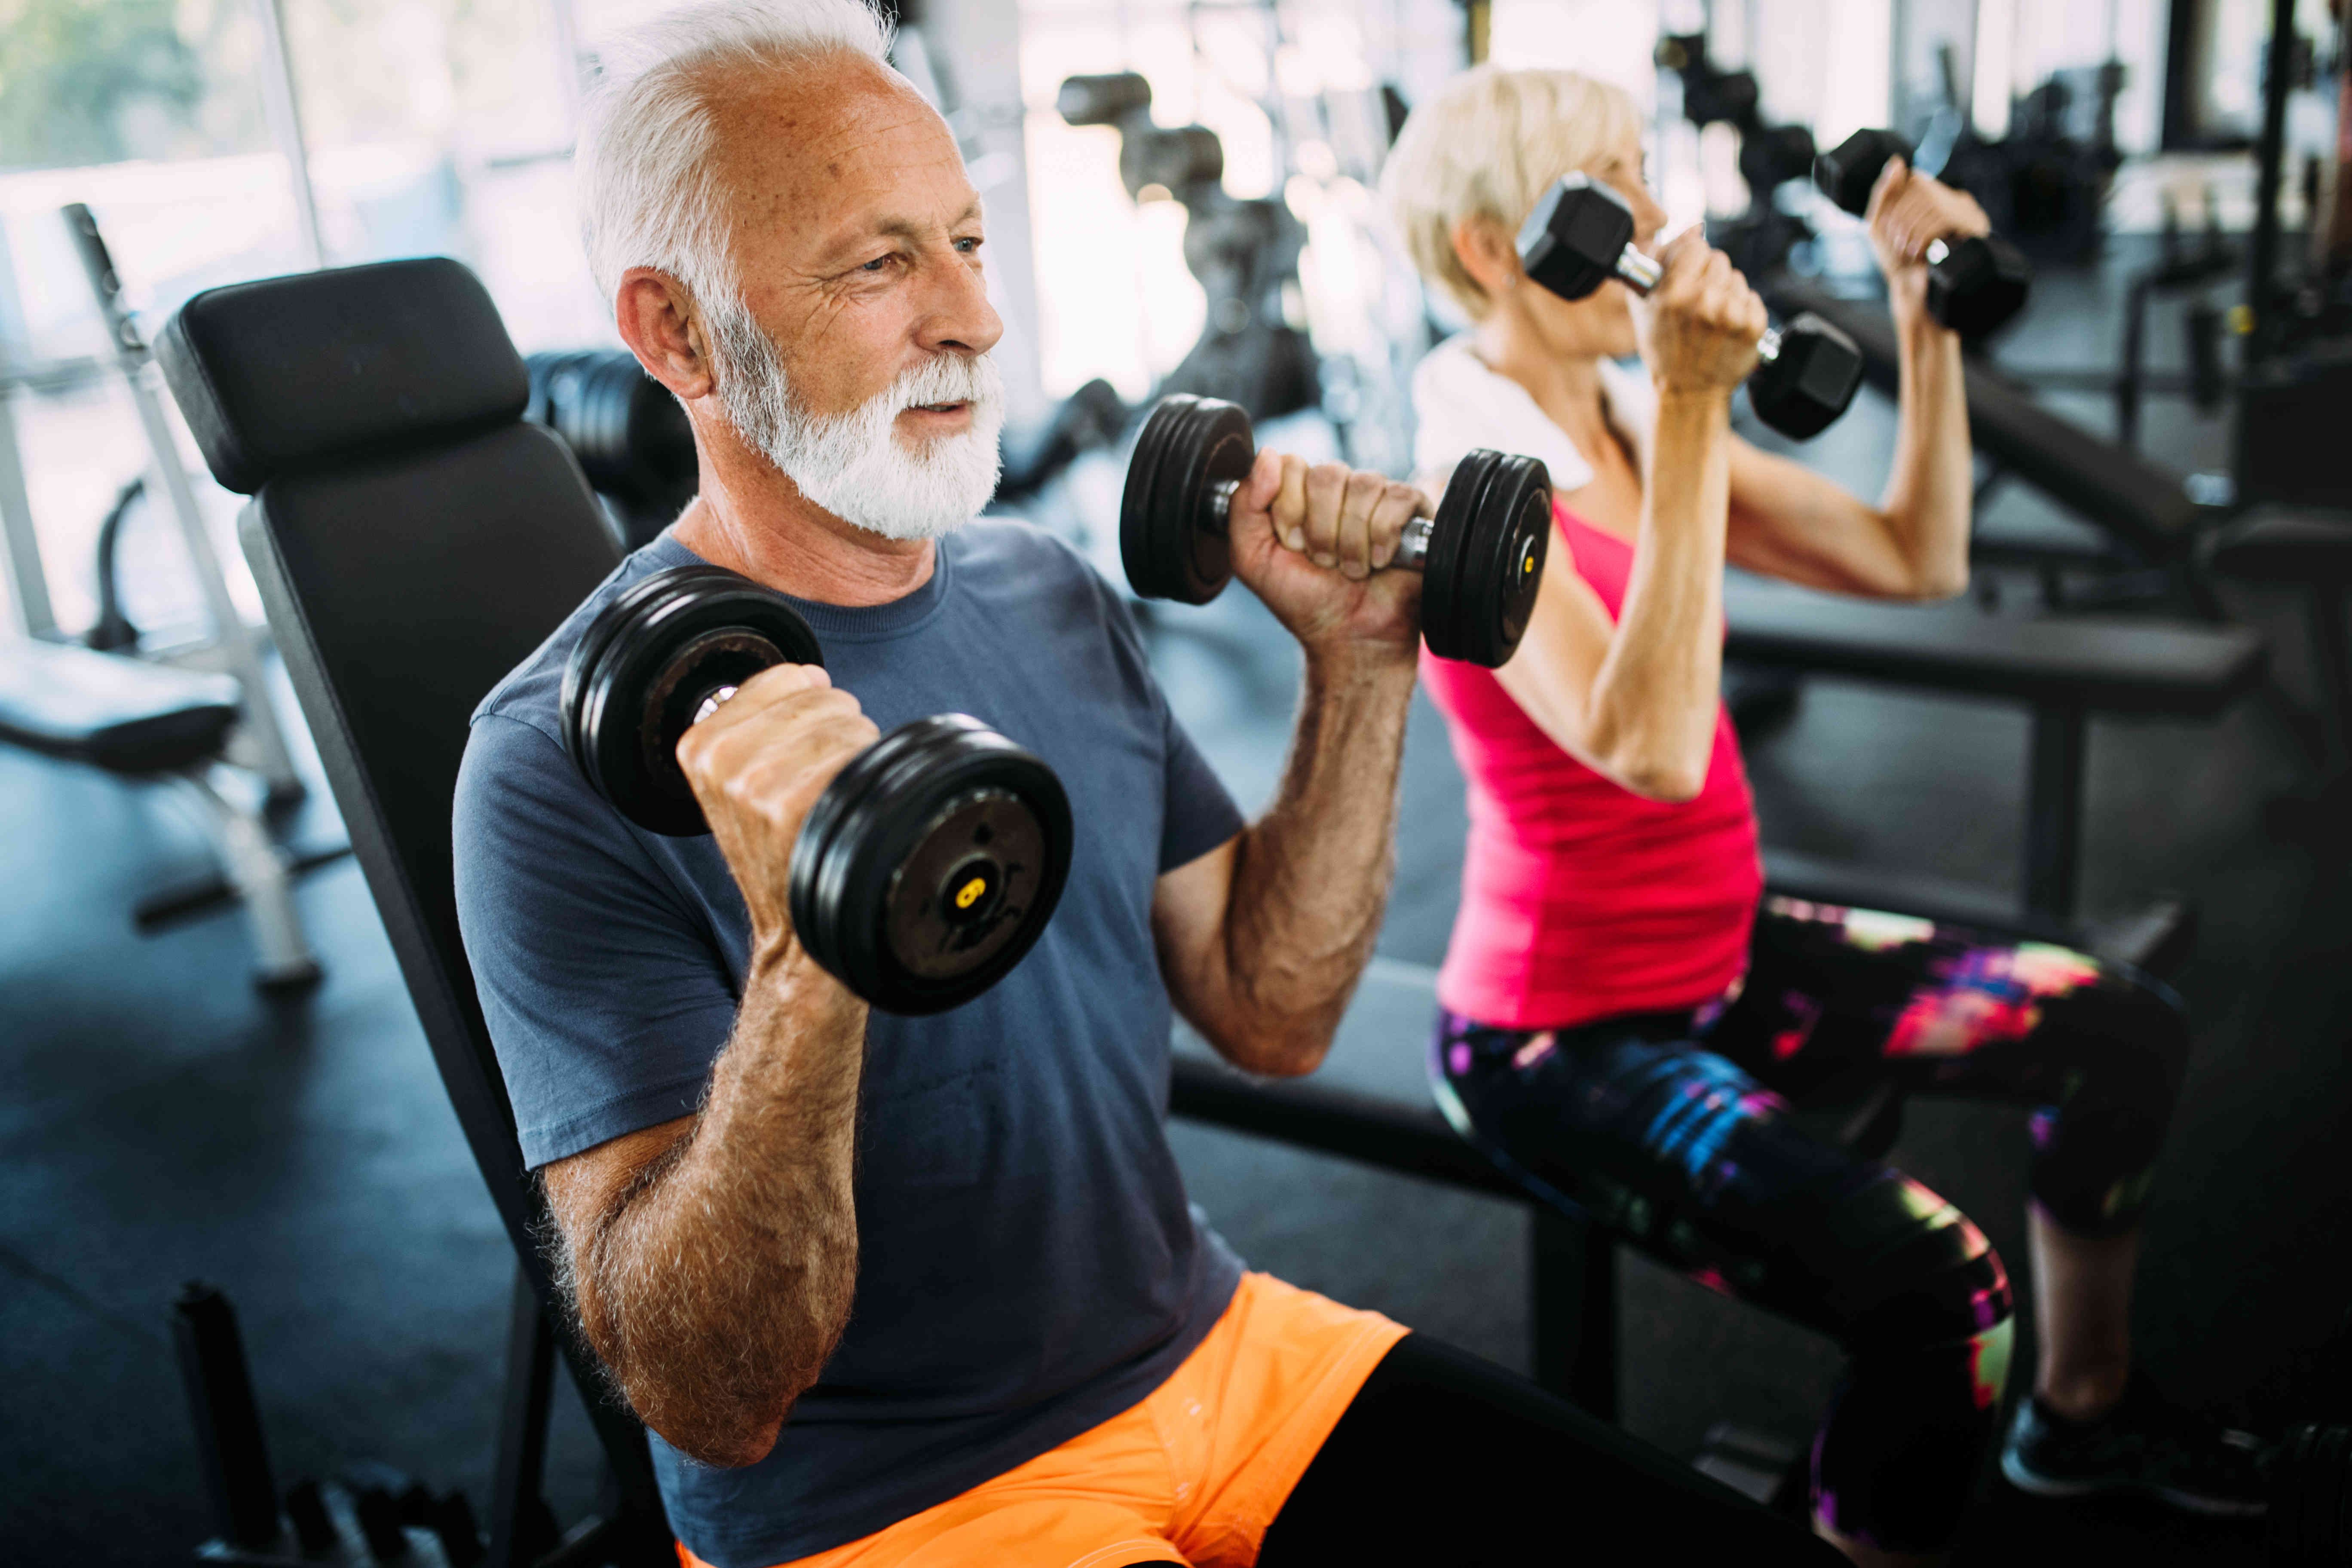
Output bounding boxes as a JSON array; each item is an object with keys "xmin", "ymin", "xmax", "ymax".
[
  {"xmin": 63, "ymin": 205, "xmax": 306, "ymax": 799},
  {"xmin": 545, "ymin": 0, "xmax": 585, "ymax": 138},
  {"xmin": 250, "ymin": 0, "xmax": 325, "ymax": 270},
  {"xmin": 0, "ymin": 382, "xmax": 53, "ymax": 637},
  {"xmin": 2247, "ymin": 0, "xmax": 2296, "ymax": 361}
]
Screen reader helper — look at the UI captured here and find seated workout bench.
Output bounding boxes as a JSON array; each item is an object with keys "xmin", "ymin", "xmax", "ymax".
[{"xmin": 0, "ymin": 638, "xmax": 321, "ymax": 988}]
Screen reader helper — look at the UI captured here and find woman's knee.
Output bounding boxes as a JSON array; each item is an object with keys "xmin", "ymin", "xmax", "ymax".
[{"xmin": 1834, "ymin": 1172, "xmax": 2015, "ymax": 1365}]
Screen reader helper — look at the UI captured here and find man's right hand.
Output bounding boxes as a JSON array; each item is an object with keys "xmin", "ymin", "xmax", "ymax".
[
  {"xmin": 1632, "ymin": 230, "xmax": 1770, "ymax": 397},
  {"xmin": 674, "ymin": 663, "xmax": 880, "ymax": 961}
]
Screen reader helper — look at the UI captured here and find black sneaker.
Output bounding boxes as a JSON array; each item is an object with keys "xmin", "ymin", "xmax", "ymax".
[{"xmin": 2000, "ymin": 1378, "xmax": 2269, "ymax": 1517}]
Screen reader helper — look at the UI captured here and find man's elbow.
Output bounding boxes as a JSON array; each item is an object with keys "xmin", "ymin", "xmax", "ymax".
[{"xmin": 1203, "ymin": 1013, "xmax": 1338, "ymax": 1078}]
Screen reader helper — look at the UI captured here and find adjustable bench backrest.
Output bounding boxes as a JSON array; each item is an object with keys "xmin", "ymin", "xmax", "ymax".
[
  {"xmin": 1764, "ymin": 276, "xmax": 2204, "ymax": 558},
  {"xmin": 155, "ymin": 258, "xmax": 664, "ymax": 1521}
]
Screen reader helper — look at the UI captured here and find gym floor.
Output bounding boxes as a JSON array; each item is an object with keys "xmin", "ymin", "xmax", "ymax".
[{"xmin": 9, "ymin": 246, "xmax": 2350, "ymax": 1565}]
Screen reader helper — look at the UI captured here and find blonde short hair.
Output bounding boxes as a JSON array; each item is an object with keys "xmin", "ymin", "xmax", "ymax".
[{"xmin": 1381, "ymin": 65, "xmax": 1644, "ymax": 320}]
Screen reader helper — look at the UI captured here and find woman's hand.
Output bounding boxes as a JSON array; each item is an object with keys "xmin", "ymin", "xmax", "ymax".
[
  {"xmin": 1632, "ymin": 230, "xmax": 1770, "ymax": 397},
  {"xmin": 1865, "ymin": 158, "xmax": 1992, "ymax": 322}
]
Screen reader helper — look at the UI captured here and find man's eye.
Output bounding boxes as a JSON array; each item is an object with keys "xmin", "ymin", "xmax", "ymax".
[
  {"xmin": 955, "ymin": 236, "xmax": 983, "ymax": 254},
  {"xmin": 861, "ymin": 255, "xmax": 892, "ymax": 273}
]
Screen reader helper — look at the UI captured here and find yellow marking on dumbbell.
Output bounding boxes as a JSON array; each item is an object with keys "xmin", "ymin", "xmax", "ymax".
[{"xmin": 956, "ymin": 876, "xmax": 989, "ymax": 910}]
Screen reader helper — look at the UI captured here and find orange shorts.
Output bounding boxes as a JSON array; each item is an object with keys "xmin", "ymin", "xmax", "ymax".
[{"xmin": 681, "ymin": 1272, "xmax": 1406, "ymax": 1568}]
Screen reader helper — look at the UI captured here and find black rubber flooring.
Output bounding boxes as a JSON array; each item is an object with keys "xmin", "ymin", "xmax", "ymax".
[{"xmin": 8, "ymin": 251, "xmax": 2351, "ymax": 1565}]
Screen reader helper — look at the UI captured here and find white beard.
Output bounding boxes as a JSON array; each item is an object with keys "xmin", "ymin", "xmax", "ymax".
[{"xmin": 709, "ymin": 304, "xmax": 1004, "ymax": 542}]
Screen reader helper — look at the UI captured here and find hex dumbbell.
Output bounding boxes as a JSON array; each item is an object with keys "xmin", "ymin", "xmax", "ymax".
[
  {"xmin": 1121, "ymin": 395, "xmax": 1554, "ymax": 668},
  {"xmin": 1813, "ymin": 129, "xmax": 2033, "ymax": 338},
  {"xmin": 561, "ymin": 565, "xmax": 1072, "ymax": 1014},
  {"xmin": 1516, "ymin": 174, "xmax": 1864, "ymax": 441}
]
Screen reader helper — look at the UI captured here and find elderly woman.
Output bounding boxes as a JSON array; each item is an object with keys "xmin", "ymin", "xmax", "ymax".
[{"xmin": 1364, "ymin": 64, "xmax": 2263, "ymax": 1566}]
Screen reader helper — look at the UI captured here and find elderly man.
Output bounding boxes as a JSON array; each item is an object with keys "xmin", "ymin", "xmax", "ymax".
[{"xmin": 453, "ymin": 2, "xmax": 1844, "ymax": 1565}]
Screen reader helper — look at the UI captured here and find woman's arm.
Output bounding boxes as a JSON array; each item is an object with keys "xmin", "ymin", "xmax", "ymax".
[
  {"xmin": 1493, "ymin": 235, "xmax": 1763, "ymax": 803},
  {"xmin": 1724, "ymin": 162, "xmax": 1985, "ymax": 600}
]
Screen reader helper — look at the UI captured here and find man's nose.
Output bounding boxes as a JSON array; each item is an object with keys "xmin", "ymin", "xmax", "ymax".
[{"xmin": 921, "ymin": 246, "xmax": 1003, "ymax": 358}]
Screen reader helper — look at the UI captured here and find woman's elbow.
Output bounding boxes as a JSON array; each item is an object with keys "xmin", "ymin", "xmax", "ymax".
[
  {"xmin": 1614, "ymin": 755, "xmax": 1709, "ymax": 804},
  {"xmin": 1902, "ymin": 559, "xmax": 1971, "ymax": 602}
]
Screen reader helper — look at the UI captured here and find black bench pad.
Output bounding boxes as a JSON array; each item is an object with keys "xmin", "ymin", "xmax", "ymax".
[
  {"xmin": 0, "ymin": 640, "xmax": 240, "ymax": 772},
  {"xmin": 1761, "ymin": 276, "xmax": 2205, "ymax": 555},
  {"xmin": 2209, "ymin": 508, "xmax": 2352, "ymax": 584},
  {"xmin": 1725, "ymin": 579, "xmax": 2265, "ymax": 715}
]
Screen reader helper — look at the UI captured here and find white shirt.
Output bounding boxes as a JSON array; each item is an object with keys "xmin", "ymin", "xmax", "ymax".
[{"xmin": 1409, "ymin": 332, "xmax": 1655, "ymax": 495}]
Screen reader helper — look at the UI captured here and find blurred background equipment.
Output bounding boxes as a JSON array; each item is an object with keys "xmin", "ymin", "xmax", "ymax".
[{"xmin": 522, "ymin": 352, "xmax": 694, "ymax": 553}]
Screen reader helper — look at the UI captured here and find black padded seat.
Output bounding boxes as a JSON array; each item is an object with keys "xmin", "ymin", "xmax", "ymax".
[
  {"xmin": 0, "ymin": 639, "xmax": 239, "ymax": 772},
  {"xmin": 1724, "ymin": 580, "xmax": 2266, "ymax": 715},
  {"xmin": 1761, "ymin": 276, "xmax": 2207, "ymax": 561}
]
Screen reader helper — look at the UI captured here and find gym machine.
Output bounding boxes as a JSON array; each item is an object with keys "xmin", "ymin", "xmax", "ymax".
[{"xmin": 1055, "ymin": 72, "xmax": 1318, "ymax": 427}]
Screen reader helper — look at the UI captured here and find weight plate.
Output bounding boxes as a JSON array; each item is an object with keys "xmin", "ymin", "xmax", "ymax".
[
  {"xmin": 1430, "ymin": 449, "xmax": 1550, "ymax": 667},
  {"xmin": 1120, "ymin": 395, "xmax": 1251, "ymax": 603},
  {"xmin": 1421, "ymin": 450, "xmax": 1503, "ymax": 665},
  {"xmin": 790, "ymin": 714, "xmax": 1072, "ymax": 1014},
  {"xmin": 561, "ymin": 564, "xmax": 824, "ymax": 836}
]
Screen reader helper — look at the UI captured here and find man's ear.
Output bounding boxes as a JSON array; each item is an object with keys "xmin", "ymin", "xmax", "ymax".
[
  {"xmin": 1449, "ymin": 217, "xmax": 1522, "ymax": 301},
  {"xmin": 615, "ymin": 268, "xmax": 716, "ymax": 401}
]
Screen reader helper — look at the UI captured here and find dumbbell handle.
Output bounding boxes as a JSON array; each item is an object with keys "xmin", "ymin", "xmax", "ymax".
[
  {"xmin": 1202, "ymin": 479, "xmax": 1436, "ymax": 570},
  {"xmin": 1602, "ymin": 245, "xmax": 1791, "ymax": 366}
]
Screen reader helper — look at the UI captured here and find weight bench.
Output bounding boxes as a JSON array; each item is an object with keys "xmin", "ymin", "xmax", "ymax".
[
  {"xmin": 1761, "ymin": 276, "xmax": 2221, "ymax": 614},
  {"xmin": 0, "ymin": 638, "xmax": 321, "ymax": 988},
  {"xmin": 156, "ymin": 257, "xmax": 671, "ymax": 1565},
  {"xmin": 1724, "ymin": 577, "xmax": 2266, "ymax": 954}
]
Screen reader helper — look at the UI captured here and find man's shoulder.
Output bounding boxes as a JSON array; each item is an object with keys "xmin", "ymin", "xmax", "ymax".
[
  {"xmin": 472, "ymin": 540, "xmax": 680, "ymax": 746},
  {"xmin": 951, "ymin": 514, "xmax": 1105, "ymax": 599}
]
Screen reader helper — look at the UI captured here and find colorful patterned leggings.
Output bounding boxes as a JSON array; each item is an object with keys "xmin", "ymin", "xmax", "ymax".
[{"xmin": 1431, "ymin": 896, "xmax": 2191, "ymax": 1553}]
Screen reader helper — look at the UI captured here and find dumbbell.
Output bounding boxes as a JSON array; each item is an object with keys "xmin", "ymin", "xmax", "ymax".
[
  {"xmin": 561, "ymin": 566, "xmax": 1072, "ymax": 1014},
  {"xmin": 1121, "ymin": 395, "xmax": 1553, "ymax": 668},
  {"xmin": 1813, "ymin": 130, "xmax": 2034, "ymax": 338},
  {"xmin": 1516, "ymin": 175, "xmax": 1863, "ymax": 441}
]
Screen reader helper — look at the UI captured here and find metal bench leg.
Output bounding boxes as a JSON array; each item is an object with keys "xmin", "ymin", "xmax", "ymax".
[
  {"xmin": 2024, "ymin": 703, "xmax": 2088, "ymax": 925},
  {"xmin": 177, "ymin": 766, "xmax": 321, "ymax": 990},
  {"xmin": 1530, "ymin": 1206, "xmax": 1617, "ymax": 1419}
]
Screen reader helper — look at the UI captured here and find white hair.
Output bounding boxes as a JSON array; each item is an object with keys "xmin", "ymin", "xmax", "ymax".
[
  {"xmin": 1381, "ymin": 65, "xmax": 1645, "ymax": 320},
  {"xmin": 576, "ymin": 0, "xmax": 896, "ymax": 308}
]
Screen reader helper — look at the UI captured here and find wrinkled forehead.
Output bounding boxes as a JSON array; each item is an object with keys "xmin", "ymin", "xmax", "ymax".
[{"xmin": 703, "ymin": 54, "xmax": 974, "ymax": 250}]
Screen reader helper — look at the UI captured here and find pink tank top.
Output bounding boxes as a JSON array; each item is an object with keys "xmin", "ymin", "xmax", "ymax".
[{"xmin": 1420, "ymin": 502, "xmax": 1763, "ymax": 1029}]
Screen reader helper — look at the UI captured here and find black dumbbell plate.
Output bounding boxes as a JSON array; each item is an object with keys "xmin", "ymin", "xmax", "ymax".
[
  {"xmin": 1424, "ymin": 450, "xmax": 1552, "ymax": 667},
  {"xmin": 1121, "ymin": 395, "xmax": 1253, "ymax": 603},
  {"xmin": 561, "ymin": 565, "xmax": 825, "ymax": 836},
  {"xmin": 790, "ymin": 714, "xmax": 1073, "ymax": 1014}
]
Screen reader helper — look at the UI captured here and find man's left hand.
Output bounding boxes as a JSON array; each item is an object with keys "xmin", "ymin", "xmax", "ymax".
[
  {"xmin": 1865, "ymin": 159, "xmax": 1992, "ymax": 323},
  {"xmin": 1226, "ymin": 450, "xmax": 1427, "ymax": 666}
]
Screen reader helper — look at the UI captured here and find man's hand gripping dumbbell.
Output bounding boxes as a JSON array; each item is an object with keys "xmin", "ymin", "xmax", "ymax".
[
  {"xmin": 1123, "ymin": 396, "xmax": 1552, "ymax": 668},
  {"xmin": 1516, "ymin": 174, "xmax": 1864, "ymax": 439}
]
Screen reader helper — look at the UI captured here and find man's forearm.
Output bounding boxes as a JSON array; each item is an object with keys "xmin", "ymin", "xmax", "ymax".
[
  {"xmin": 1213, "ymin": 650, "xmax": 1418, "ymax": 1075},
  {"xmin": 562, "ymin": 955, "xmax": 864, "ymax": 1467}
]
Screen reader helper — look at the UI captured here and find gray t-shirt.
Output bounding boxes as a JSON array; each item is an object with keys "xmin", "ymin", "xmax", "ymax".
[{"xmin": 453, "ymin": 521, "xmax": 1249, "ymax": 1567}]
